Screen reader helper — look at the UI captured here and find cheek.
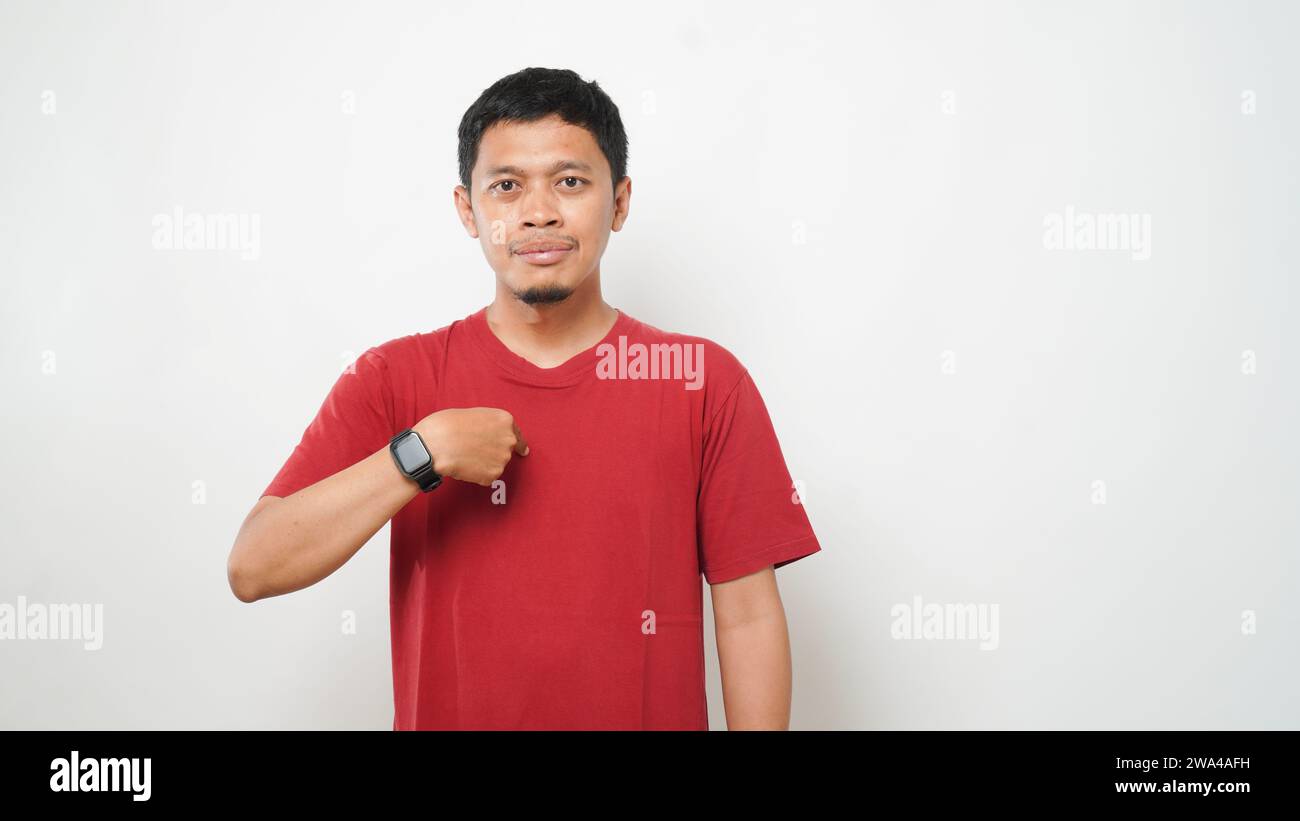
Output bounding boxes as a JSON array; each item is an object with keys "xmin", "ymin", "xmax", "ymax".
[
  {"xmin": 477, "ymin": 215, "xmax": 512, "ymax": 251},
  {"xmin": 568, "ymin": 206, "xmax": 605, "ymax": 242}
]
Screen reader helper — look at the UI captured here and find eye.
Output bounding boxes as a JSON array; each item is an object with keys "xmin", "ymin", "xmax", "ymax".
[
  {"xmin": 559, "ymin": 177, "xmax": 586, "ymax": 189},
  {"xmin": 491, "ymin": 180, "xmax": 518, "ymax": 193}
]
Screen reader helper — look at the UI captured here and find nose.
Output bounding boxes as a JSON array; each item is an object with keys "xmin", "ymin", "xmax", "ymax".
[{"xmin": 519, "ymin": 185, "xmax": 562, "ymax": 229}]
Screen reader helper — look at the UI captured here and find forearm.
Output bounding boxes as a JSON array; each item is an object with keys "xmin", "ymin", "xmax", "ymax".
[
  {"xmin": 229, "ymin": 407, "xmax": 525, "ymax": 603},
  {"xmin": 715, "ymin": 610, "xmax": 793, "ymax": 729},
  {"xmin": 228, "ymin": 441, "xmax": 418, "ymax": 602}
]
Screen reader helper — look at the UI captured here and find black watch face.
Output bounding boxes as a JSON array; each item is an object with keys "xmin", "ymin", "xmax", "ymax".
[{"xmin": 393, "ymin": 433, "xmax": 431, "ymax": 473}]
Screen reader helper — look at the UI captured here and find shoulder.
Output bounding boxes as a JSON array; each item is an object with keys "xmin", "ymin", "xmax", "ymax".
[
  {"xmin": 347, "ymin": 316, "xmax": 464, "ymax": 386},
  {"xmin": 619, "ymin": 310, "xmax": 751, "ymax": 402},
  {"xmin": 366, "ymin": 316, "xmax": 465, "ymax": 364}
]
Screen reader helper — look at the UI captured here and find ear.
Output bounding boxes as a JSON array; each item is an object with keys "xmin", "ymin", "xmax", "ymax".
[
  {"xmin": 611, "ymin": 176, "xmax": 631, "ymax": 232},
  {"xmin": 453, "ymin": 185, "xmax": 480, "ymax": 239}
]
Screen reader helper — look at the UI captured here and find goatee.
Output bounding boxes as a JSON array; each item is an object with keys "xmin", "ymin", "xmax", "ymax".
[{"xmin": 514, "ymin": 284, "xmax": 574, "ymax": 305}]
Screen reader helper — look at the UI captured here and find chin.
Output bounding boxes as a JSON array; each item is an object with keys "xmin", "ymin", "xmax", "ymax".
[
  {"xmin": 505, "ymin": 274, "xmax": 579, "ymax": 305},
  {"xmin": 518, "ymin": 288, "xmax": 574, "ymax": 306},
  {"xmin": 509, "ymin": 268, "xmax": 579, "ymax": 288}
]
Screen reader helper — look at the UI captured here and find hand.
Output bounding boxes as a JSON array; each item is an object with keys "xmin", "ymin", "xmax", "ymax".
[{"xmin": 414, "ymin": 408, "xmax": 529, "ymax": 487}]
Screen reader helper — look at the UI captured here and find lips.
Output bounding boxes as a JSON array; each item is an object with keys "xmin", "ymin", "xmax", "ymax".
[
  {"xmin": 514, "ymin": 241, "xmax": 574, "ymax": 265},
  {"xmin": 516, "ymin": 242, "xmax": 573, "ymax": 254}
]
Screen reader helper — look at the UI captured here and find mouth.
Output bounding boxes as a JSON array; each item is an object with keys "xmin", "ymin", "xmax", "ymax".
[{"xmin": 514, "ymin": 243, "xmax": 574, "ymax": 266}]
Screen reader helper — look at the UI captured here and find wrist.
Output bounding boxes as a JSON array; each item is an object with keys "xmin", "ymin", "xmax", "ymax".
[
  {"xmin": 412, "ymin": 413, "xmax": 450, "ymax": 477},
  {"xmin": 389, "ymin": 424, "xmax": 442, "ymax": 492}
]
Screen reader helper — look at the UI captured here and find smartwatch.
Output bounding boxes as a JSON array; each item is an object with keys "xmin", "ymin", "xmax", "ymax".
[{"xmin": 389, "ymin": 428, "xmax": 442, "ymax": 492}]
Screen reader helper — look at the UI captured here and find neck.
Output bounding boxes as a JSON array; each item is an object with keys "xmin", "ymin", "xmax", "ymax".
[{"xmin": 485, "ymin": 272, "xmax": 619, "ymax": 368}]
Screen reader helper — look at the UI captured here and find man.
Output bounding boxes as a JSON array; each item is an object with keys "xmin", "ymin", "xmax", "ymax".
[{"xmin": 227, "ymin": 67, "xmax": 822, "ymax": 730}]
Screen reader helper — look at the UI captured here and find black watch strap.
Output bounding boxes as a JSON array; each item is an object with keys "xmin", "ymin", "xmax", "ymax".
[{"xmin": 410, "ymin": 461, "xmax": 442, "ymax": 492}]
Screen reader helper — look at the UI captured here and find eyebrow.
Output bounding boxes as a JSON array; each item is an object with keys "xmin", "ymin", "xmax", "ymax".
[{"xmin": 483, "ymin": 159, "xmax": 594, "ymax": 179}]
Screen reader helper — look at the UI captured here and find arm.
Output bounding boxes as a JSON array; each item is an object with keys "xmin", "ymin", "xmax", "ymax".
[
  {"xmin": 227, "ymin": 408, "xmax": 527, "ymax": 603},
  {"xmin": 710, "ymin": 565, "xmax": 793, "ymax": 730}
]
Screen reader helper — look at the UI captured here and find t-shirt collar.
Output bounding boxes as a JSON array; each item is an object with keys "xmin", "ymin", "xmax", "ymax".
[{"xmin": 464, "ymin": 304, "xmax": 633, "ymax": 387}]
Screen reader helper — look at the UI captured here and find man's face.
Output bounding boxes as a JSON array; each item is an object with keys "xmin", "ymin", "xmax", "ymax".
[{"xmin": 455, "ymin": 113, "xmax": 629, "ymax": 306}]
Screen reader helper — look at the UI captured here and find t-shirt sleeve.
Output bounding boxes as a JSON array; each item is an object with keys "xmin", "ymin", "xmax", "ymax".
[
  {"xmin": 261, "ymin": 347, "xmax": 397, "ymax": 499},
  {"xmin": 696, "ymin": 368, "xmax": 822, "ymax": 585}
]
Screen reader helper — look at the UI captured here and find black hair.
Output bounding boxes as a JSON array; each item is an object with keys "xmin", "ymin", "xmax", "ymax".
[{"xmin": 457, "ymin": 67, "xmax": 628, "ymax": 199}]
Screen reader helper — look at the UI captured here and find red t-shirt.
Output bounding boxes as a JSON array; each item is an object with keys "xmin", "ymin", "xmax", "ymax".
[{"xmin": 261, "ymin": 306, "xmax": 822, "ymax": 729}]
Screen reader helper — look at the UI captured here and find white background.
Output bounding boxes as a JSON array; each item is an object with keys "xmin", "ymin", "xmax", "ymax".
[{"xmin": 1, "ymin": 0, "xmax": 1296, "ymax": 729}]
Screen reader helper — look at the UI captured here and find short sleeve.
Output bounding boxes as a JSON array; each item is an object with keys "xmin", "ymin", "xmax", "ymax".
[
  {"xmin": 261, "ymin": 347, "xmax": 397, "ymax": 499},
  {"xmin": 697, "ymin": 369, "xmax": 822, "ymax": 584}
]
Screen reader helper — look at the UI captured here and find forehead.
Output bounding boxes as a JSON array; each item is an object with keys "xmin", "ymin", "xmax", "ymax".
[{"xmin": 475, "ymin": 114, "xmax": 606, "ymax": 177}]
